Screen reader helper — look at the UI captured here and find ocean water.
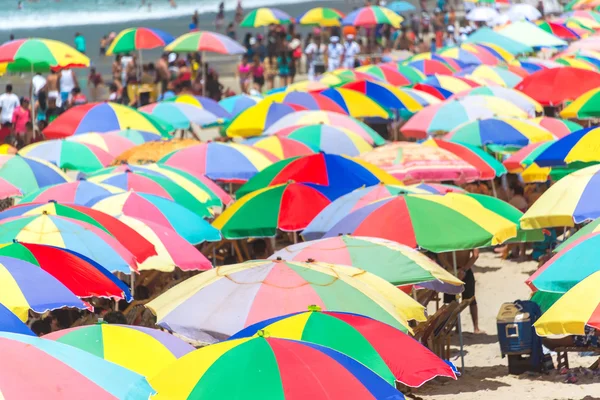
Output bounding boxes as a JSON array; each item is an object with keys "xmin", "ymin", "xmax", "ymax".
[{"xmin": 0, "ymin": 0, "xmax": 311, "ymax": 30}]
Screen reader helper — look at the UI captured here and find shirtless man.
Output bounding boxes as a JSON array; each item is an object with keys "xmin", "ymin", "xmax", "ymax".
[
  {"xmin": 45, "ymin": 69, "xmax": 61, "ymax": 107},
  {"xmin": 438, "ymin": 249, "xmax": 484, "ymax": 334},
  {"xmin": 156, "ymin": 53, "xmax": 170, "ymax": 95}
]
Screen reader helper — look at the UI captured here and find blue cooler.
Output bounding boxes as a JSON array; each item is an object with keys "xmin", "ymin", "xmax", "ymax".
[{"xmin": 497, "ymin": 303, "xmax": 533, "ymax": 355}]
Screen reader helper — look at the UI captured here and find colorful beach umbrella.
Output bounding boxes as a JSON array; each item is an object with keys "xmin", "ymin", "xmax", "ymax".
[
  {"xmin": 230, "ymin": 310, "xmax": 456, "ymax": 387},
  {"xmin": 88, "ymin": 191, "xmax": 220, "ymax": 244},
  {"xmin": 68, "ymin": 132, "xmax": 138, "ymax": 158},
  {"xmin": 147, "ymin": 259, "xmax": 425, "ymax": 341},
  {"xmin": 515, "ymin": 67, "xmax": 600, "ymax": 106},
  {"xmin": 444, "ymin": 117, "xmax": 555, "ymax": 149},
  {"xmin": 158, "ymin": 142, "xmax": 274, "ymax": 183},
  {"xmin": 111, "ymin": 139, "xmax": 199, "ymax": 165},
  {"xmin": 502, "ymin": 141, "xmax": 555, "ymax": 182},
  {"xmin": 411, "ymin": 83, "xmax": 454, "ymax": 100},
  {"xmin": 560, "ymin": 87, "xmax": 600, "ymax": 119},
  {"xmin": 533, "ymin": 126, "xmax": 600, "ymax": 167},
  {"xmin": 43, "ymin": 102, "xmax": 170, "ymax": 139},
  {"xmin": 264, "ymin": 110, "xmax": 386, "ymax": 145},
  {"xmin": 342, "ymin": 6, "xmax": 403, "ymax": 27},
  {"xmin": 455, "ymin": 86, "xmax": 543, "ymax": 116},
  {"xmin": 18, "ymin": 181, "xmax": 123, "ymax": 205},
  {"xmin": 537, "ymin": 20, "xmax": 582, "ymax": 39},
  {"xmin": 0, "ymin": 303, "xmax": 34, "ymax": 335},
  {"xmin": 0, "ymin": 178, "xmax": 21, "ymax": 198},
  {"xmin": 164, "ymin": 94, "xmax": 231, "ymax": 119},
  {"xmin": 554, "ymin": 56, "xmax": 598, "ymax": 70},
  {"xmin": 242, "ymin": 136, "xmax": 315, "ymax": 159},
  {"xmin": 355, "ymin": 64, "xmax": 417, "ymax": 86},
  {"xmin": 520, "ymin": 164, "xmax": 600, "ymax": 228},
  {"xmin": 0, "ymin": 257, "xmax": 88, "ymax": 320},
  {"xmin": 108, "ymin": 128, "xmax": 163, "ymax": 143},
  {"xmin": 271, "ymin": 236, "xmax": 463, "ymax": 292},
  {"xmin": 457, "ymin": 65, "xmax": 523, "ymax": 88},
  {"xmin": 240, "ymin": 8, "xmax": 293, "ymax": 27},
  {"xmin": 46, "ymin": 323, "xmax": 194, "ymax": 378},
  {"xmin": 218, "ymin": 94, "xmax": 262, "ymax": 118},
  {"xmin": 400, "ymin": 96, "xmax": 529, "ymax": 138},
  {"xmin": 18, "ymin": 140, "xmax": 114, "ymax": 173},
  {"xmin": 532, "ymin": 117, "xmax": 582, "ymax": 137},
  {"xmin": 438, "ymin": 44, "xmax": 504, "ymax": 66},
  {"xmin": 379, "ymin": 63, "xmax": 426, "ymax": 85},
  {"xmin": 406, "ymin": 59, "xmax": 456, "ymax": 75},
  {"xmin": 139, "ymin": 102, "xmax": 221, "ymax": 129},
  {"xmin": 107, "ymin": 27, "xmax": 174, "ymax": 55},
  {"xmin": 407, "ymin": 53, "xmax": 465, "ymax": 70},
  {"xmin": 421, "ymin": 74, "xmax": 480, "ymax": 93},
  {"xmin": 236, "ymin": 153, "xmax": 400, "ymax": 199},
  {"xmin": 165, "ymin": 31, "xmax": 245, "ymax": 55},
  {"xmin": 396, "ymin": 87, "xmax": 442, "ymax": 107},
  {"xmin": 0, "ymin": 38, "xmax": 89, "ymax": 72},
  {"xmin": 263, "ymin": 91, "xmax": 348, "ymax": 114},
  {"xmin": 280, "ymin": 124, "xmax": 373, "ymax": 156},
  {"xmin": 323, "ymin": 194, "xmax": 517, "ymax": 252},
  {"xmin": 226, "ymin": 101, "xmax": 303, "ymax": 137},
  {"xmin": 387, "ymin": 1, "xmax": 416, "ymax": 13},
  {"xmin": 148, "ymin": 335, "xmax": 404, "ymax": 400},
  {"xmin": 0, "ymin": 155, "xmax": 69, "ymax": 195},
  {"xmin": 338, "ymin": 80, "xmax": 423, "ymax": 115},
  {"xmin": 297, "ymin": 7, "xmax": 344, "ymax": 26},
  {"xmin": 319, "ymin": 88, "xmax": 392, "ymax": 119},
  {"xmin": 0, "ymin": 332, "xmax": 155, "ymax": 399}
]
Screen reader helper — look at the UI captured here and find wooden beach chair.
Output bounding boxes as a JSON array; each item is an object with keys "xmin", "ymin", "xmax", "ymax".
[
  {"xmin": 553, "ymin": 347, "xmax": 600, "ymax": 370},
  {"xmin": 413, "ymin": 302, "xmax": 457, "ymax": 347},
  {"xmin": 432, "ymin": 298, "xmax": 474, "ymax": 360}
]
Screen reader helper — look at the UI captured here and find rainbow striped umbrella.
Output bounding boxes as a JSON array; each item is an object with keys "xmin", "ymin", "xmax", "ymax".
[
  {"xmin": 43, "ymin": 102, "xmax": 170, "ymax": 139},
  {"xmin": 108, "ymin": 128, "xmax": 163, "ymax": 144},
  {"xmin": 0, "ymin": 332, "xmax": 155, "ymax": 399},
  {"xmin": 159, "ymin": 142, "xmax": 274, "ymax": 183},
  {"xmin": 18, "ymin": 140, "xmax": 114, "ymax": 173},
  {"xmin": 0, "ymin": 241, "xmax": 131, "ymax": 302},
  {"xmin": 438, "ymin": 45, "xmax": 500, "ymax": 66},
  {"xmin": 263, "ymin": 91, "xmax": 348, "ymax": 114},
  {"xmin": 237, "ymin": 153, "xmax": 400, "ymax": 199},
  {"xmin": 400, "ymin": 96, "xmax": 529, "ymax": 139},
  {"xmin": 0, "ymin": 303, "xmax": 33, "ymax": 335},
  {"xmin": 46, "ymin": 323, "xmax": 194, "ymax": 378},
  {"xmin": 324, "ymin": 194, "xmax": 517, "ymax": 252},
  {"xmin": 242, "ymin": 136, "xmax": 315, "ymax": 159},
  {"xmin": 342, "ymin": 6, "xmax": 404, "ymax": 28},
  {"xmin": 379, "ymin": 63, "xmax": 426, "ymax": 84},
  {"xmin": 281, "ymin": 124, "xmax": 373, "ymax": 156},
  {"xmin": 0, "ymin": 257, "xmax": 88, "ymax": 320},
  {"xmin": 0, "ymin": 214, "xmax": 137, "ymax": 274},
  {"xmin": 107, "ymin": 27, "xmax": 174, "ymax": 55},
  {"xmin": 532, "ymin": 126, "xmax": 600, "ymax": 167},
  {"xmin": 164, "ymin": 94, "xmax": 231, "ymax": 119},
  {"xmin": 319, "ymin": 88, "xmax": 393, "ymax": 119},
  {"xmin": 407, "ymin": 53, "xmax": 466, "ymax": 71},
  {"xmin": 520, "ymin": 164, "xmax": 600, "ymax": 228},
  {"xmin": 554, "ymin": 56, "xmax": 598, "ymax": 70},
  {"xmin": 264, "ymin": 110, "xmax": 386, "ymax": 145},
  {"xmin": 149, "ymin": 335, "xmax": 403, "ymax": 400},
  {"xmin": 422, "ymin": 74, "xmax": 481, "ymax": 92},
  {"xmin": 561, "ymin": 87, "xmax": 600, "ymax": 119},
  {"xmin": 402, "ymin": 87, "xmax": 442, "ymax": 106},
  {"xmin": 139, "ymin": 102, "xmax": 222, "ymax": 129},
  {"xmin": 87, "ymin": 191, "xmax": 221, "ymax": 244},
  {"xmin": 166, "ymin": 30, "xmax": 245, "ymax": 56},
  {"xmin": 0, "ymin": 155, "xmax": 69, "ymax": 195},
  {"xmin": 271, "ymin": 236, "xmax": 463, "ymax": 292},
  {"xmin": 338, "ymin": 80, "xmax": 423, "ymax": 116},
  {"xmin": 406, "ymin": 59, "xmax": 456, "ymax": 75},
  {"xmin": 456, "ymin": 86, "xmax": 543, "ymax": 116},
  {"xmin": 444, "ymin": 117, "xmax": 556, "ymax": 149},
  {"xmin": 231, "ymin": 310, "xmax": 456, "ymax": 387},
  {"xmin": 285, "ymin": 80, "xmax": 331, "ymax": 92},
  {"xmin": 0, "ymin": 38, "xmax": 89, "ymax": 72},
  {"xmin": 297, "ymin": 7, "xmax": 344, "ymax": 26},
  {"xmin": 226, "ymin": 101, "xmax": 304, "ymax": 137},
  {"xmin": 240, "ymin": 8, "xmax": 293, "ymax": 27},
  {"xmin": 411, "ymin": 83, "xmax": 454, "ymax": 100},
  {"xmin": 502, "ymin": 141, "xmax": 555, "ymax": 182},
  {"xmin": 457, "ymin": 65, "xmax": 523, "ymax": 88},
  {"xmin": 0, "ymin": 178, "xmax": 22, "ymax": 199},
  {"xmin": 355, "ymin": 64, "xmax": 416, "ymax": 86},
  {"xmin": 147, "ymin": 259, "xmax": 425, "ymax": 341},
  {"xmin": 537, "ymin": 21, "xmax": 581, "ymax": 39},
  {"xmin": 18, "ymin": 181, "xmax": 123, "ymax": 205},
  {"xmin": 68, "ymin": 132, "xmax": 137, "ymax": 158},
  {"xmin": 219, "ymin": 94, "xmax": 262, "ymax": 118}
]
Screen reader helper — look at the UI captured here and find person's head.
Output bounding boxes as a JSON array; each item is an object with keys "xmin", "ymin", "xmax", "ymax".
[
  {"xmin": 346, "ymin": 33, "xmax": 355, "ymax": 42},
  {"xmin": 115, "ymin": 54, "xmax": 122, "ymax": 62},
  {"xmin": 75, "ymin": 32, "xmax": 80, "ymax": 37},
  {"xmin": 241, "ymin": 54, "xmax": 248, "ymax": 64},
  {"xmin": 228, "ymin": 22, "xmax": 234, "ymax": 29},
  {"xmin": 5, "ymin": 84, "xmax": 12, "ymax": 93},
  {"xmin": 511, "ymin": 185, "xmax": 524, "ymax": 197},
  {"xmin": 251, "ymin": 239, "xmax": 268, "ymax": 258},
  {"xmin": 103, "ymin": 311, "xmax": 127, "ymax": 324},
  {"xmin": 71, "ymin": 87, "xmax": 81, "ymax": 95},
  {"xmin": 136, "ymin": 285, "xmax": 151, "ymax": 301},
  {"xmin": 20, "ymin": 97, "xmax": 29, "ymax": 107},
  {"xmin": 109, "ymin": 83, "xmax": 118, "ymax": 93},
  {"xmin": 90, "ymin": 67, "xmax": 96, "ymax": 74},
  {"xmin": 31, "ymin": 319, "xmax": 52, "ymax": 336},
  {"xmin": 103, "ymin": 34, "xmax": 107, "ymax": 39},
  {"xmin": 253, "ymin": 55, "xmax": 260, "ymax": 65}
]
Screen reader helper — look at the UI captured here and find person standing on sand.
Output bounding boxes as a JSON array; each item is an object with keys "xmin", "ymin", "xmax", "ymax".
[
  {"xmin": 59, "ymin": 68, "xmax": 79, "ymax": 107},
  {"xmin": 235, "ymin": 0, "xmax": 243, "ymax": 24},
  {"xmin": 327, "ymin": 36, "xmax": 343, "ymax": 72},
  {"xmin": 88, "ymin": 67, "xmax": 104, "ymax": 102},
  {"xmin": 0, "ymin": 85, "xmax": 20, "ymax": 126},
  {"xmin": 156, "ymin": 53, "xmax": 169, "ymax": 95},
  {"xmin": 438, "ymin": 249, "xmax": 484, "ymax": 334},
  {"xmin": 45, "ymin": 69, "xmax": 61, "ymax": 107},
  {"xmin": 305, "ymin": 34, "xmax": 326, "ymax": 81}
]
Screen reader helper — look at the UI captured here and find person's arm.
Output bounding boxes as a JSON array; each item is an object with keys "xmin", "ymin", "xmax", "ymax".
[
  {"xmin": 462, "ymin": 249, "xmax": 479, "ymax": 271},
  {"xmin": 437, "ymin": 252, "xmax": 453, "ymax": 270}
]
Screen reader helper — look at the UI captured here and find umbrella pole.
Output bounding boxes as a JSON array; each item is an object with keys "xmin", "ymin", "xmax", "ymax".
[
  {"xmin": 30, "ymin": 64, "xmax": 35, "ymax": 139},
  {"xmin": 293, "ymin": 231, "xmax": 297, "ymax": 244},
  {"xmin": 212, "ymin": 245, "xmax": 216, "ymax": 266},
  {"xmin": 130, "ymin": 272, "xmax": 136, "ymax": 298},
  {"xmin": 491, "ymin": 179, "xmax": 498, "ymax": 198},
  {"xmin": 453, "ymin": 251, "xmax": 465, "ymax": 373},
  {"xmin": 202, "ymin": 51, "xmax": 206, "ymax": 97},
  {"xmin": 138, "ymin": 49, "xmax": 143, "ymax": 108}
]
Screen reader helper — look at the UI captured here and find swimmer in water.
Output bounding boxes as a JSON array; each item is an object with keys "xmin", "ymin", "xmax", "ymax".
[
  {"xmin": 169, "ymin": 0, "xmax": 176, "ymax": 8},
  {"xmin": 216, "ymin": 1, "xmax": 225, "ymax": 30}
]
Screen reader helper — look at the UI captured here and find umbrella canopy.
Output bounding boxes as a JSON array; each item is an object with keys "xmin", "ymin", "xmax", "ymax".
[
  {"xmin": 112, "ymin": 139, "xmax": 198, "ymax": 164},
  {"xmin": 0, "ymin": 303, "xmax": 34, "ymax": 335},
  {"xmin": 406, "ymin": 59, "xmax": 456, "ymax": 75},
  {"xmin": 226, "ymin": 101, "xmax": 304, "ymax": 137},
  {"xmin": 264, "ymin": 110, "xmax": 385, "ymax": 145},
  {"xmin": 17, "ymin": 181, "xmax": 124, "ymax": 205},
  {"xmin": 422, "ymin": 74, "xmax": 480, "ymax": 93},
  {"xmin": 297, "ymin": 7, "xmax": 345, "ymax": 26},
  {"xmin": 218, "ymin": 94, "xmax": 262, "ymax": 118},
  {"xmin": 237, "ymin": 153, "xmax": 400, "ymax": 198},
  {"xmin": 507, "ymin": 3, "xmax": 542, "ymax": 21},
  {"xmin": 457, "ymin": 65, "xmax": 523, "ymax": 88},
  {"xmin": 213, "ymin": 183, "xmax": 338, "ymax": 237},
  {"xmin": 271, "ymin": 236, "xmax": 463, "ymax": 292},
  {"xmin": 323, "ymin": 194, "xmax": 517, "ymax": 252},
  {"xmin": 230, "ymin": 310, "xmax": 456, "ymax": 387},
  {"xmin": 412, "ymin": 83, "xmax": 454, "ymax": 100},
  {"xmin": 242, "ymin": 136, "xmax": 315, "ymax": 159},
  {"xmin": 499, "ymin": 21, "xmax": 567, "ymax": 48},
  {"xmin": 0, "ymin": 38, "xmax": 89, "ymax": 72},
  {"xmin": 0, "ymin": 332, "xmax": 155, "ymax": 399},
  {"xmin": 281, "ymin": 124, "xmax": 373, "ymax": 156},
  {"xmin": 400, "ymin": 96, "xmax": 529, "ymax": 138},
  {"xmin": 148, "ymin": 335, "xmax": 403, "ymax": 400},
  {"xmin": 46, "ymin": 323, "xmax": 194, "ymax": 378},
  {"xmin": 0, "ymin": 214, "xmax": 137, "ymax": 274},
  {"xmin": 139, "ymin": 102, "xmax": 221, "ymax": 129},
  {"xmin": 164, "ymin": 94, "xmax": 231, "ymax": 119},
  {"xmin": 68, "ymin": 132, "xmax": 138, "ymax": 157},
  {"xmin": 146, "ymin": 259, "xmax": 425, "ymax": 341},
  {"xmin": 466, "ymin": 26, "xmax": 533, "ymax": 54},
  {"xmin": 444, "ymin": 117, "xmax": 555, "ymax": 149},
  {"xmin": 107, "ymin": 27, "xmax": 174, "ymax": 55},
  {"xmin": 240, "ymin": 7, "xmax": 293, "ymax": 27},
  {"xmin": 397, "ymin": 87, "xmax": 442, "ymax": 106},
  {"xmin": 554, "ymin": 56, "xmax": 598, "ymax": 70},
  {"xmin": 342, "ymin": 6, "xmax": 404, "ymax": 28},
  {"xmin": 466, "ymin": 6, "xmax": 500, "ymax": 22},
  {"xmin": 88, "ymin": 191, "xmax": 220, "ymax": 244},
  {"xmin": 158, "ymin": 142, "xmax": 274, "ymax": 183},
  {"xmin": 532, "ymin": 126, "xmax": 600, "ymax": 167},
  {"xmin": 515, "ymin": 67, "xmax": 600, "ymax": 106},
  {"xmin": 560, "ymin": 87, "xmax": 600, "ymax": 119},
  {"xmin": 18, "ymin": 140, "xmax": 114, "ymax": 173},
  {"xmin": 107, "ymin": 128, "xmax": 163, "ymax": 143},
  {"xmin": 0, "ymin": 202, "xmax": 156, "ymax": 263},
  {"xmin": 339, "ymin": 80, "xmax": 424, "ymax": 115},
  {"xmin": 502, "ymin": 141, "xmax": 555, "ymax": 182},
  {"xmin": 455, "ymin": 86, "xmax": 543, "ymax": 116},
  {"xmin": 0, "ymin": 257, "xmax": 88, "ymax": 320},
  {"xmin": 536, "ymin": 21, "xmax": 581, "ymax": 39},
  {"xmin": 359, "ymin": 142, "xmax": 481, "ymax": 183},
  {"xmin": 319, "ymin": 69, "xmax": 381, "ymax": 86},
  {"xmin": 387, "ymin": 1, "xmax": 417, "ymax": 13},
  {"xmin": 43, "ymin": 102, "xmax": 170, "ymax": 139},
  {"xmin": 520, "ymin": 164, "xmax": 600, "ymax": 228},
  {"xmin": 263, "ymin": 91, "xmax": 348, "ymax": 114},
  {"xmin": 314, "ymin": 88, "xmax": 393, "ymax": 119},
  {"xmin": 0, "ymin": 178, "xmax": 22, "ymax": 199},
  {"xmin": 0, "ymin": 154, "xmax": 69, "ymax": 195},
  {"xmin": 556, "ymin": 217, "xmax": 600, "ymax": 252},
  {"xmin": 0, "ymin": 241, "xmax": 131, "ymax": 302},
  {"xmin": 380, "ymin": 63, "xmax": 426, "ymax": 84},
  {"xmin": 355, "ymin": 64, "xmax": 418, "ymax": 86},
  {"xmin": 165, "ymin": 31, "xmax": 245, "ymax": 55}
]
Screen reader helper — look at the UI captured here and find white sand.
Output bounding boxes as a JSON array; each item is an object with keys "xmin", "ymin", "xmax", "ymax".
[{"xmin": 415, "ymin": 251, "xmax": 600, "ymax": 400}]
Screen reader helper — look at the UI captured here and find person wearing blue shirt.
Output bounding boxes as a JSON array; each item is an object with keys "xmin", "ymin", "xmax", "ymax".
[{"xmin": 74, "ymin": 32, "xmax": 86, "ymax": 54}]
